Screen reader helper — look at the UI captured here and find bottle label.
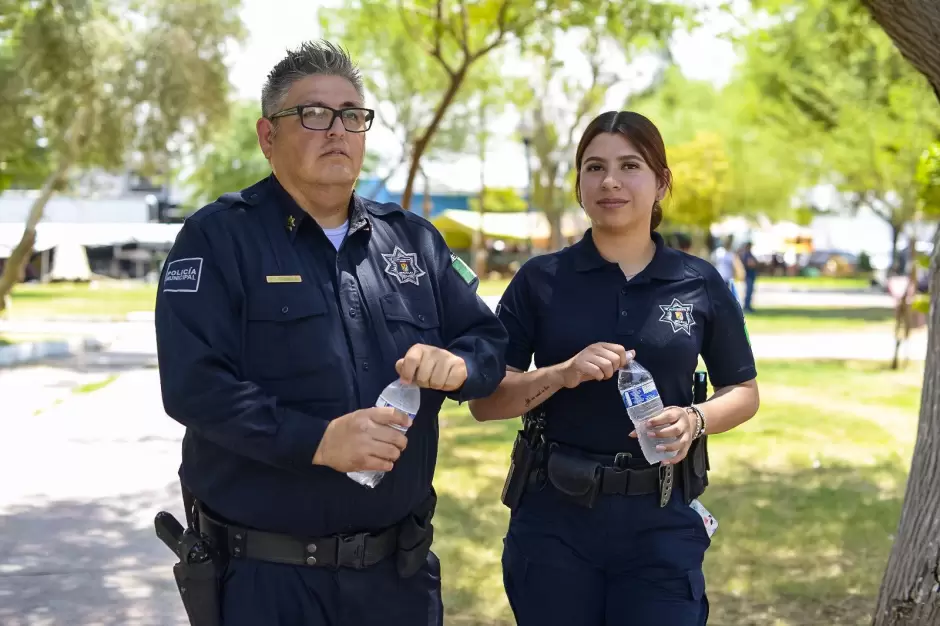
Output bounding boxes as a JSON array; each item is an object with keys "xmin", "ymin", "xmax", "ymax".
[
  {"xmin": 376, "ymin": 396, "xmax": 417, "ymax": 421},
  {"xmin": 621, "ymin": 381, "xmax": 659, "ymax": 408}
]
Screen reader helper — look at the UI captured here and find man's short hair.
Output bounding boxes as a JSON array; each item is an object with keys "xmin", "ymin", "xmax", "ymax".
[{"xmin": 261, "ymin": 40, "xmax": 364, "ymax": 118}]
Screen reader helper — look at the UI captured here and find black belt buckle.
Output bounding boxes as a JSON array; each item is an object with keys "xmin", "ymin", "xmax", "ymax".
[
  {"xmin": 337, "ymin": 533, "xmax": 367, "ymax": 569},
  {"xmin": 659, "ymin": 464, "xmax": 675, "ymax": 508}
]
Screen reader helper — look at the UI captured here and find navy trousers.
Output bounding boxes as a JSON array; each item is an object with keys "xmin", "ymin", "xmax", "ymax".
[
  {"xmin": 219, "ymin": 550, "xmax": 443, "ymax": 625},
  {"xmin": 502, "ymin": 484, "xmax": 710, "ymax": 626}
]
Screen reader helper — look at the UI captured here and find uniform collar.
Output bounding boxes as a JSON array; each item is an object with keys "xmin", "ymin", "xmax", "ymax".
[
  {"xmin": 269, "ymin": 174, "xmax": 371, "ymax": 242},
  {"xmin": 572, "ymin": 229, "xmax": 685, "ymax": 280}
]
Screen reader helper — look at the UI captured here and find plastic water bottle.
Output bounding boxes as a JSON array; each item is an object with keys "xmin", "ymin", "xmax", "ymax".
[
  {"xmin": 347, "ymin": 379, "xmax": 421, "ymax": 488},
  {"xmin": 617, "ymin": 360, "xmax": 677, "ymax": 465}
]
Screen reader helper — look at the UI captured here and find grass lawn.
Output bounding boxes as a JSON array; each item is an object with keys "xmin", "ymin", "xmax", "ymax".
[
  {"xmin": 7, "ymin": 282, "xmax": 158, "ymax": 319},
  {"xmin": 759, "ymin": 276, "xmax": 874, "ymax": 291},
  {"xmin": 431, "ymin": 359, "xmax": 924, "ymax": 625},
  {"xmin": 742, "ymin": 307, "xmax": 896, "ymax": 334}
]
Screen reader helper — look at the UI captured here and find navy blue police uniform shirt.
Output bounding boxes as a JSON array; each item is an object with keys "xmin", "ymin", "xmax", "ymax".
[
  {"xmin": 155, "ymin": 175, "xmax": 507, "ymax": 537},
  {"xmin": 496, "ymin": 229, "xmax": 756, "ymax": 459}
]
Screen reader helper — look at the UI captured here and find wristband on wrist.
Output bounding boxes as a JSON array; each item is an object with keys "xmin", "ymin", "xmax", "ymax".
[{"xmin": 687, "ymin": 404, "xmax": 707, "ymax": 439}]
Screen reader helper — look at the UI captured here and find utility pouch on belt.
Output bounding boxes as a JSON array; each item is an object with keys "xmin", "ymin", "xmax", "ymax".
[
  {"xmin": 397, "ymin": 489, "xmax": 437, "ymax": 578},
  {"xmin": 546, "ymin": 450, "xmax": 602, "ymax": 509},
  {"xmin": 501, "ymin": 409, "xmax": 546, "ymax": 512}
]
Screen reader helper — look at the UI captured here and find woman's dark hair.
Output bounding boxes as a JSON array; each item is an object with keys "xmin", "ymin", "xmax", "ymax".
[{"xmin": 574, "ymin": 111, "xmax": 672, "ymax": 231}]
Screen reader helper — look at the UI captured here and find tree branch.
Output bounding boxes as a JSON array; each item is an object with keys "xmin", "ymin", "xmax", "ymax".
[
  {"xmin": 470, "ymin": 0, "xmax": 514, "ymax": 62},
  {"xmin": 398, "ymin": 0, "xmax": 455, "ymax": 77},
  {"xmin": 458, "ymin": 0, "xmax": 470, "ymax": 55},
  {"xmin": 565, "ymin": 36, "xmax": 605, "ymax": 154}
]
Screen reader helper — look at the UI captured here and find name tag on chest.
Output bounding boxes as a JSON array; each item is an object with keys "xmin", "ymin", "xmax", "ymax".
[{"xmin": 266, "ymin": 275, "xmax": 303, "ymax": 284}]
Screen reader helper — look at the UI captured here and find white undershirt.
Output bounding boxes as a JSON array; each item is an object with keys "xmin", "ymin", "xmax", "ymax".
[{"xmin": 322, "ymin": 221, "xmax": 349, "ymax": 251}]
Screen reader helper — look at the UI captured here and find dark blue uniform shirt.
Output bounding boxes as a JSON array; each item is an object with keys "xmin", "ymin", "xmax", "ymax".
[
  {"xmin": 496, "ymin": 229, "xmax": 756, "ymax": 460},
  {"xmin": 155, "ymin": 175, "xmax": 507, "ymax": 537}
]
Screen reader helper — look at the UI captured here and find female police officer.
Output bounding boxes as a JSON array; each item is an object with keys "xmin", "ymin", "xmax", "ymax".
[{"xmin": 469, "ymin": 111, "xmax": 760, "ymax": 625}]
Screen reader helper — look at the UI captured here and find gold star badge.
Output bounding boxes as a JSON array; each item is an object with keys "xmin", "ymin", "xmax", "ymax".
[{"xmin": 286, "ymin": 215, "xmax": 296, "ymax": 231}]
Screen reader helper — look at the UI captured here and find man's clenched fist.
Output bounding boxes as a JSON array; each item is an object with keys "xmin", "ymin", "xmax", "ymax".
[
  {"xmin": 395, "ymin": 344, "xmax": 468, "ymax": 392},
  {"xmin": 312, "ymin": 407, "xmax": 412, "ymax": 473}
]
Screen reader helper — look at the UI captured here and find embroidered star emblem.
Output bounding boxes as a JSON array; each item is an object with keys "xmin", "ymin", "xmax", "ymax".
[
  {"xmin": 659, "ymin": 298, "xmax": 696, "ymax": 335},
  {"xmin": 382, "ymin": 246, "xmax": 427, "ymax": 286}
]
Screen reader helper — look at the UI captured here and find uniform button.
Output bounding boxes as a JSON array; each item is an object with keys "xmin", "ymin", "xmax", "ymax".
[
  {"xmin": 349, "ymin": 308, "xmax": 357, "ymax": 317},
  {"xmin": 362, "ymin": 361, "xmax": 369, "ymax": 371},
  {"xmin": 621, "ymin": 287, "xmax": 628, "ymax": 295},
  {"xmin": 306, "ymin": 543, "xmax": 317, "ymax": 554},
  {"xmin": 621, "ymin": 311, "xmax": 628, "ymax": 317},
  {"xmin": 281, "ymin": 306, "xmax": 289, "ymax": 314},
  {"xmin": 417, "ymin": 314, "xmax": 425, "ymax": 322},
  {"xmin": 306, "ymin": 556, "xmax": 317, "ymax": 566}
]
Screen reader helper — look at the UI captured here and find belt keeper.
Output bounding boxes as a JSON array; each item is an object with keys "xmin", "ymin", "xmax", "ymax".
[{"xmin": 658, "ymin": 464, "xmax": 674, "ymax": 508}]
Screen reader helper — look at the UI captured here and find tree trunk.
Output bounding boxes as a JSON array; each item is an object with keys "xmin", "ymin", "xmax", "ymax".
[
  {"xmin": 0, "ymin": 156, "xmax": 73, "ymax": 311},
  {"xmin": 422, "ymin": 169, "xmax": 431, "ymax": 220},
  {"xmin": 400, "ymin": 65, "xmax": 468, "ymax": 211},
  {"xmin": 872, "ymin": 227, "xmax": 940, "ymax": 625},
  {"xmin": 865, "ymin": 5, "xmax": 940, "ymax": 623},
  {"xmin": 546, "ymin": 210, "xmax": 564, "ymax": 252},
  {"xmin": 863, "ymin": 1, "xmax": 940, "ymax": 97},
  {"xmin": 473, "ymin": 100, "xmax": 488, "ymax": 278}
]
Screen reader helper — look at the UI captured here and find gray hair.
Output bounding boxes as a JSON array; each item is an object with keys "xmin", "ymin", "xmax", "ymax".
[{"xmin": 261, "ymin": 40, "xmax": 364, "ymax": 118}]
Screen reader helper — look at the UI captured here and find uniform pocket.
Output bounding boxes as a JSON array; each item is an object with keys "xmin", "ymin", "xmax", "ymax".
[
  {"xmin": 244, "ymin": 288, "xmax": 330, "ymax": 380},
  {"xmin": 380, "ymin": 292, "xmax": 443, "ymax": 355},
  {"xmin": 640, "ymin": 567, "xmax": 705, "ymax": 601}
]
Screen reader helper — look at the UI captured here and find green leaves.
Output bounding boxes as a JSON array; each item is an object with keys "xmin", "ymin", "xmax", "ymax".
[
  {"xmin": 662, "ymin": 131, "xmax": 732, "ymax": 230},
  {"xmin": 736, "ymin": 0, "xmax": 940, "ymax": 235},
  {"xmin": 917, "ymin": 143, "xmax": 940, "ymax": 217},
  {"xmin": 2, "ymin": 0, "xmax": 245, "ymax": 186},
  {"xmin": 184, "ymin": 100, "xmax": 272, "ymax": 206}
]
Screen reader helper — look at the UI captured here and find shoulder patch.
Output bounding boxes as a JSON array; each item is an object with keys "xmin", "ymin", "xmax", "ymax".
[
  {"xmin": 163, "ymin": 257, "xmax": 203, "ymax": 292},
  {"xmin": 450, "ymin": 253, "xmax": 478, "ymax": 287}
]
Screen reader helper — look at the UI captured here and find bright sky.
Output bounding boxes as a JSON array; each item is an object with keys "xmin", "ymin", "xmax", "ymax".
[{"xmin": 226, "ymin": 0, "xmax": 741, "ymax": 193}]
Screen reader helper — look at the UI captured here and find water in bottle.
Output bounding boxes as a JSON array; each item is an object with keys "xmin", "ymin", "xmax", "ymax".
[
  {"xmin": 617, "ymin": 360, "xmax": 677, "ymax": 464},
  {"xmin": 347, "ymin": 379, "xmax": 421, "ymax": 488}
]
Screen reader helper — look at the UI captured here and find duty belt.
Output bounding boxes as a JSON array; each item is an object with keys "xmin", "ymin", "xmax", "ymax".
[
  {"xmin": 197, "ymin": 508, "xmax": 398, "ymax": 570},
  {"xmin": 537, "ymin": 442, "xmax": 680, "ymax": 508}
]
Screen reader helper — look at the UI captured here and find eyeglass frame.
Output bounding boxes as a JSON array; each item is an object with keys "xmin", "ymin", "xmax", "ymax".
[{"xmin": 267, "ymin": 104, "xmax": 375, "ymax": 133}]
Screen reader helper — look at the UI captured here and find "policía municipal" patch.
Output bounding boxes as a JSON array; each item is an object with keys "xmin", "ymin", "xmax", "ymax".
[{"xmin": 163, "ymin": 257, "xmax": 203, "ymax": 292}]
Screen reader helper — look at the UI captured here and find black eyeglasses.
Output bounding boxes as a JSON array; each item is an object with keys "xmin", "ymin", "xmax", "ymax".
[{"xmin": 268, "ymin": 104, "xmax": 375, "ymax": 132}]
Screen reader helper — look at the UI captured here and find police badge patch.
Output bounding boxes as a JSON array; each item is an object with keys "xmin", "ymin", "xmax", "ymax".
[
  {"xmin": 658, "ymin": 298, "xmax": 696, "ymax": 335},
  {"xmin": 382, "ymin": 246, "xmax": 427, "ymax": 286}
]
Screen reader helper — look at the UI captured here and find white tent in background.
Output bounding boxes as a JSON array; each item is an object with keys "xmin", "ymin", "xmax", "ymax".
[{"xmin": 48, "ymin": 241, "xmax": 92, "ymax": 281}]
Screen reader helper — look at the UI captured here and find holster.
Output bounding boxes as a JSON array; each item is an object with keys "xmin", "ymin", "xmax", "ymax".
[
  {"xmin": 682, "ymin": 371, "xmax": 712, "ymax": 504},
  {"xmin": 396, "ymin": 489, "xmax": 437, "ymax": 578},
  {"xmin": 681, "ymin": 435, "xmax": 710, "ymax": 504},
  {"xmin": 172, "ymin": 487, "xmax": 222, "ymax": 626},
  {"xmin": 173, "ymin": 554, "xmax": 222, "ymax": 626},
  {"xmin": 500, "ymin": 409, "xmax": 546, "ymax": 512},
  {"xmin": 545, "ymin": 448, "xmax": 601, "ymax": 508}
]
